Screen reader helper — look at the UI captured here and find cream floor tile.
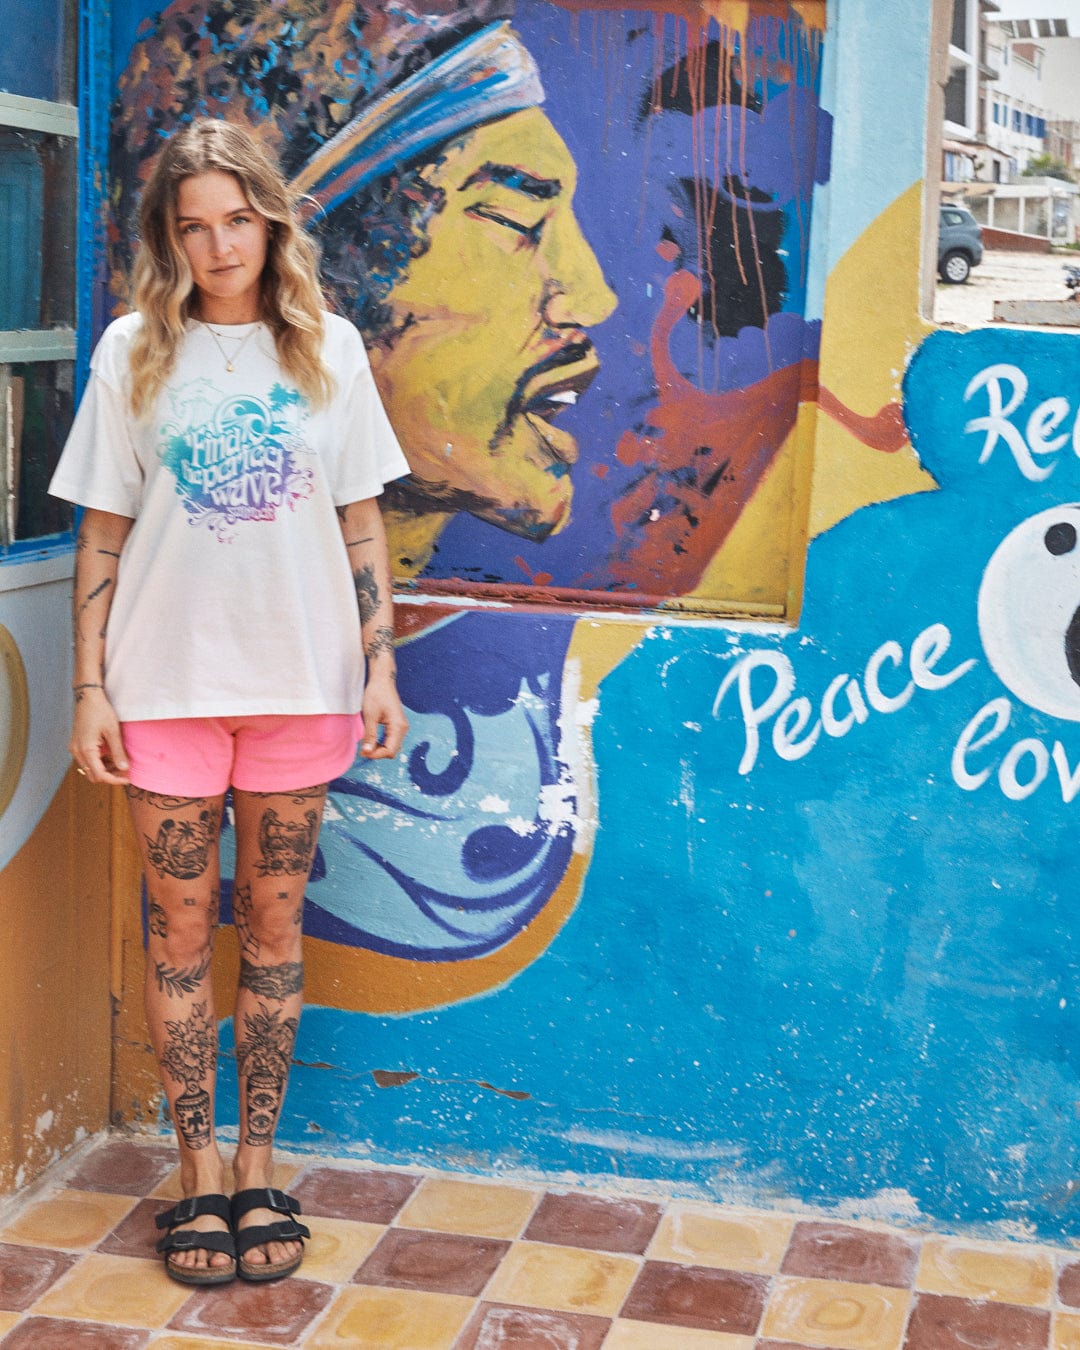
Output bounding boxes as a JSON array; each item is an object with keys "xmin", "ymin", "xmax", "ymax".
[
  {"xmin": 485, "ymin": 1240, "xmax": 640, "ymax": 1318},
  {"xmin": 916, "ymin": 1235, "xmax": 1055, "ymax": 1306},
  {"xmin": 150, "ymin": 1159, "xmax": 303, "ymax": 1201},
  {"xmin": 32, "ymin": 1252, "xmax": 192, "ymax": 1328},
  {"xmin": 396, "ymin": 1176, "xmax": 540, "ymax": 1240},
  {"xmin": 305, "ymin": 1285, "xmax": 474, "ymax": 1349},
  {"xmin": 604, "ymin": 1322, "xmax": 755, "ymax": 1348},
  {"xmin": 761, "ymin": 1275, "xmax": 910, "ymax": 1350},
  {"xmin": 149, "ymin": 1337, "xmax": 283, "ymax": 1349},
  {"xmin": 648, "ymin": 1204, "xmax": 793, "ymax": 1274},
  {"xmin": 301, "ymin": 1215, "xmax": 384, "ymax": 1284},
  {"xmin": 1055, "ymin": 1311, "xmax": 1080, "ymax": 1349},
  {"xmin": 0, "ymin": 1189, "xmax": 137, "ymax": 1250},
  {"xmin": 0, "ymin": 1311, "xmax": 22, "ymax": 1336}
]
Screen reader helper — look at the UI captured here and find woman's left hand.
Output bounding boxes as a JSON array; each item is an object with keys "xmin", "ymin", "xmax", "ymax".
[{"xmin": 360, "ymin": 674, "xmax": 409, "ymax": 759}]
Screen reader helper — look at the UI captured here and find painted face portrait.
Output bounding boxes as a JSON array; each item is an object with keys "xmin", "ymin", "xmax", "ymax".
[{"xmin": 361, "ymin": 108, "xmax": 616, "ymax": 544}]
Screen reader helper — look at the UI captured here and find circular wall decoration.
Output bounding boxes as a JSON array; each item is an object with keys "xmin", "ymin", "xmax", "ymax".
[{"xmin": 0, "ymin": 623, "xmax": 29, "ymax": 821}]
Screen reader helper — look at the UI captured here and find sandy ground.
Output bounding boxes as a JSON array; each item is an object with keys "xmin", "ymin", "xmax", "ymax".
[{"xmin": 934, "ymin": 248, "xmax": 1080, "ymax": 328}]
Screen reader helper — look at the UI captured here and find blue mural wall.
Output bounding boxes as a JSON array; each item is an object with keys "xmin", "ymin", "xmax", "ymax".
[{"xmin": 96, "ymin": 0, "xmax": 1080, "ymax": 1246}]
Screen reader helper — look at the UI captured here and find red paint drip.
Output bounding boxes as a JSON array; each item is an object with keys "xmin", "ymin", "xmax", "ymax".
[
  {"xmin": 818, "ymin": 386, "xmax": 908, "ymax": 455},
  {"xmin": 608, "ymin": 268, "xmax": 812, "ymax": 593}
]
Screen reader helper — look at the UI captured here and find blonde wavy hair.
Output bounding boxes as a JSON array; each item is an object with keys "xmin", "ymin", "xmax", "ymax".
[{"xmin": 129, "ymin": 119, "xmax": 332, "ymax": 417}]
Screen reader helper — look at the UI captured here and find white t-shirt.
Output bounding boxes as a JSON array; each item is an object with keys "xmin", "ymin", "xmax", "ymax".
[{"xmin": 49, "ymin": 311, "xmax": 410, "ymax": 721}]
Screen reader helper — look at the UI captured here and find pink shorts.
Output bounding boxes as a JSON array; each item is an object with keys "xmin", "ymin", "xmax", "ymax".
[{"xmin": 122, "ymin": 713, "xmax": 363, "ymax": 797}]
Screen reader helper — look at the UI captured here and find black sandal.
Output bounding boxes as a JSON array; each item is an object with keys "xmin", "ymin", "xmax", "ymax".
[
  {"xmin": 230, "ymin": 1187, "xmax": 311, "ymax": 1282},
  {"xmin": 155, "ymin": 1193, "xmax": 237, "ymax": 1286}
]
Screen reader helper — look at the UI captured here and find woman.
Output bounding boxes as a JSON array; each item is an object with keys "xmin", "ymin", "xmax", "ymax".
[{"xmin": 49, "ymin": 119, "xmax": 409, "ymax": 1285}]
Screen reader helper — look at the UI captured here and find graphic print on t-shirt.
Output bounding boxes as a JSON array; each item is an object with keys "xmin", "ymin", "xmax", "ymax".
[{"xmin": 161, "ymin": 379, "xmax": 313, "ymax": 539}]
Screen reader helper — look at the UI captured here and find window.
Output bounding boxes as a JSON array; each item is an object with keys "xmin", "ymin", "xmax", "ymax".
[{"xmin": 0, "ymin": 0, "xmax": 77, "ymax": 553}]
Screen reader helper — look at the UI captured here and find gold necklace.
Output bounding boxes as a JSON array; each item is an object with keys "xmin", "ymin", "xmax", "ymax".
[{"xmin": 201, "ymin": 321, "xmax": 261, "ymax": 373}]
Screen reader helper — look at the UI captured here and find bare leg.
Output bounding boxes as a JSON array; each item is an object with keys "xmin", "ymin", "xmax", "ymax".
[
  {"xmin": 231, "ymin": 783, "xmax": 326, "ymax": 1270},
  {"xmin": 128, "ymin": 786, "xmax": 230, "ymax": 1275}
]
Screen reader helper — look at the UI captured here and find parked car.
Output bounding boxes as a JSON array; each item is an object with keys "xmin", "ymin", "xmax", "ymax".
[{"xmin": 938, "ymin": 205, "xmax": 984, "ymax": 284}]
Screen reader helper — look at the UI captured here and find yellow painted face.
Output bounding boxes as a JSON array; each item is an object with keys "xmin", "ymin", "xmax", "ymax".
[{"xmin": 371, "ymin": 108, "xmax": 617, "ymax": 540}]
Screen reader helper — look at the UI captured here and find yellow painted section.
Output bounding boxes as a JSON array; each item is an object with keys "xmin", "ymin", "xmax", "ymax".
[
  {"xmin": 809, "ymin": 181, "xmax": 937, "ymax": 540},
  {"xmin": 0, "ymin": 624, "xmax": 29, "ymax": 820},
  {"xmin": 0, "ymin": 770, "xmax": 112, "ymax": 1193}
]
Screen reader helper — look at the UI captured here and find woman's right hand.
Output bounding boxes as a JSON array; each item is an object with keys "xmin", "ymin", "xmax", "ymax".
[{"xmin": 70, "ymin": 687, "xmax": 130, "ymax": 785}]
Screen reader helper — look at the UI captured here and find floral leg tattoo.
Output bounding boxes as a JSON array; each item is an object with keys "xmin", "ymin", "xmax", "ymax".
[
  {"xmin": 159, "ymin": 1001, "xmax": 218, "ymax": 1151},
  {"xmin": 236, "ymin": 1003, "xmax": 299, "ymax": 1147}
]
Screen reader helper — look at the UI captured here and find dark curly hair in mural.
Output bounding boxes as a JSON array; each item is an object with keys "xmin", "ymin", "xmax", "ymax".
[{"xmin": 110, "ymin": 0, "xmax": 512, "ymax": 341}]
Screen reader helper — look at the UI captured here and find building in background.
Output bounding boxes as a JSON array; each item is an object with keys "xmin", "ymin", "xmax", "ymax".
[{"xmin": 942, "ymin": 0, "xmax": 1080, "ymax": 240}]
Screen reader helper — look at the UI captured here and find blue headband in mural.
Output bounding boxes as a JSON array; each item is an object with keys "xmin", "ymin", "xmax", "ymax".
[{"xmin": 292, "ymin": 21, "xmax": 544, "ymax": 220}]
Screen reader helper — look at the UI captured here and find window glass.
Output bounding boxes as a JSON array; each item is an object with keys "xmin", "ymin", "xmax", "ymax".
[
  {"xmin": 1, "ymin": 362, "xmax": 75, "ymax": 544},
  {"xmin": 0, "ymin": 128, "xmax": 76, "ymax": 330},
  {"xmin": 0, "ymin": 0, "xmax": 75, "ymax": 105}
]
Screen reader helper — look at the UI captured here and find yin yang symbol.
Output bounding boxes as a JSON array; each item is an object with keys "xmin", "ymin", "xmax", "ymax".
[{"xmin": 978, "ymin": 504, "xmax": 1080, "ymax": 721}]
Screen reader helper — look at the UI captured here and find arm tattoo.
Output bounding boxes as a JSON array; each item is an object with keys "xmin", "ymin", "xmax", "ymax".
[
  {"xmin": 239, "ymin": 959, "xmax": 304, "ymax": 1000},
  {"xmin": 144, "ymin": 809, "xmax": 218, "ymax": 879},
  {"xmin": 256, "ymin": 808, "xmax": 319, "ymax": 876},
  {"xmin": 352, "ymin": 563, "xmax": 380, "ymax": 627},
  {"xmin": 76, "ymin": 576, "xmax": 112, "ymax": 614},
  {"xmin": 154, "ymin": 952, "xmax": 211, "ymax": 998},
  {"xmin": 344, "ymin": 535, "xmax": 375, "ymax": 548},
  {"xmin": 97, "ymin": 548, "xmax": 121, "ymax": 558},
  {"xmin": 335, "ymin": 503, "xmax": 348, "ymax": 523},
  {"xmin": 364, "ymin": 626, "xmax": 396, "ymax": 662}
]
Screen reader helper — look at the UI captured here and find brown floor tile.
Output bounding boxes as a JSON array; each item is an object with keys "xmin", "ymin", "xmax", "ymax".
[
  {"xmin": 0, "ymin": 1243, "xmax": 76, "ymax": 1312},
  {"xmin": 353, "ymin": 1227, "xmax": 509, "ymax": 1297},
  {"xmin": 523, "ymin": 1192, "xmax": 662, "ymax": 1256},
  {"xmin": 96, "ymin": 1199, "xmax": 165, "ymax": 1261},
  {"xmin": 64, "ymin": 1141, "xmax": 178, "ymax": 1197},
  {"xmin": 903, "ymin": 1292, "xmax": 1051, "ymax": 1349},
  {"xmin": 620, "ymin": 1261, "xmax": 768, "ymax": 1335},
  {"xmin": 289, "ymin": 1166, "xmax": 419, "ymax": 1224},
  {"xmin": 455, "ymin": 1301, "xmax": 611, "ymax": 1349},
  {"xmin": 782, "ymin": 1221, "xmax": 920, "ymax": 1288},
  {"xmin": 167, "ymin": 1276, "xmax": 335, "ymax": 1345},
  {"xmin": 0, "ymin": 1317, "xmax": 152, "ymax": 1348},
  {"xmin": 1061, "ymin": 1260, "xmax": 1080, "ymax": 1308}
]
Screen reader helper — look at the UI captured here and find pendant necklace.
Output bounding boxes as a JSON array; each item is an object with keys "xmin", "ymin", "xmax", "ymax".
[{"xmin": 201, "ymin": 321, "xmax": 260, "ymax": 373}]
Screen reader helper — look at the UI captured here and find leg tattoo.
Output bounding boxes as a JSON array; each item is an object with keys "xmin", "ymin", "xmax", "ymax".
[
  {"xmin": 239, "ymin": 959, "xmax": 304, "ymax": 1000},
  {"xmin": 236, "ymin": 1004, "xmax": 299, "ymax": 1147},
  {"xmin": 256, "ymin": 808, "xmax": 319, "ymax": 876},
  {"xmin": 159, "ymin": 1002, "xmax": 218, "ymax": 1151}
]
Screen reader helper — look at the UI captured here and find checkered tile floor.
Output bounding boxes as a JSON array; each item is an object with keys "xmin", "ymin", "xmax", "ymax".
[{"xmin": 1, "ymin": 1134, "xmax": 1079, "ymax": 1347}]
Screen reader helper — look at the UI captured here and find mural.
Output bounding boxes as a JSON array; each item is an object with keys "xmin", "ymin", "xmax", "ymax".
[
  {"xmin": 110, "ymin": 0, "xmax": 841, "ymax": 1009},
  {"xmin": 95, "ymin": 0, "xmax": 1080, "ymax": 1242}
]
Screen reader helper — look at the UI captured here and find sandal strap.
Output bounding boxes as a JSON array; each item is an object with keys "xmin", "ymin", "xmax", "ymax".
[
  {"xmin": 234, "ymin": 1218, "xmax": 311, "ymax": 1260},
  {"xmin": 157, "ymin": 1227, "xmax": 237, "ymax": 1258},
  {"xmin": 230, "ymin": 1187, "xmax": 303, "ymax": 1224},
  {"xmin": 156, "ymin": 1193, "xmax": 232, "ymax": 1231}
]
